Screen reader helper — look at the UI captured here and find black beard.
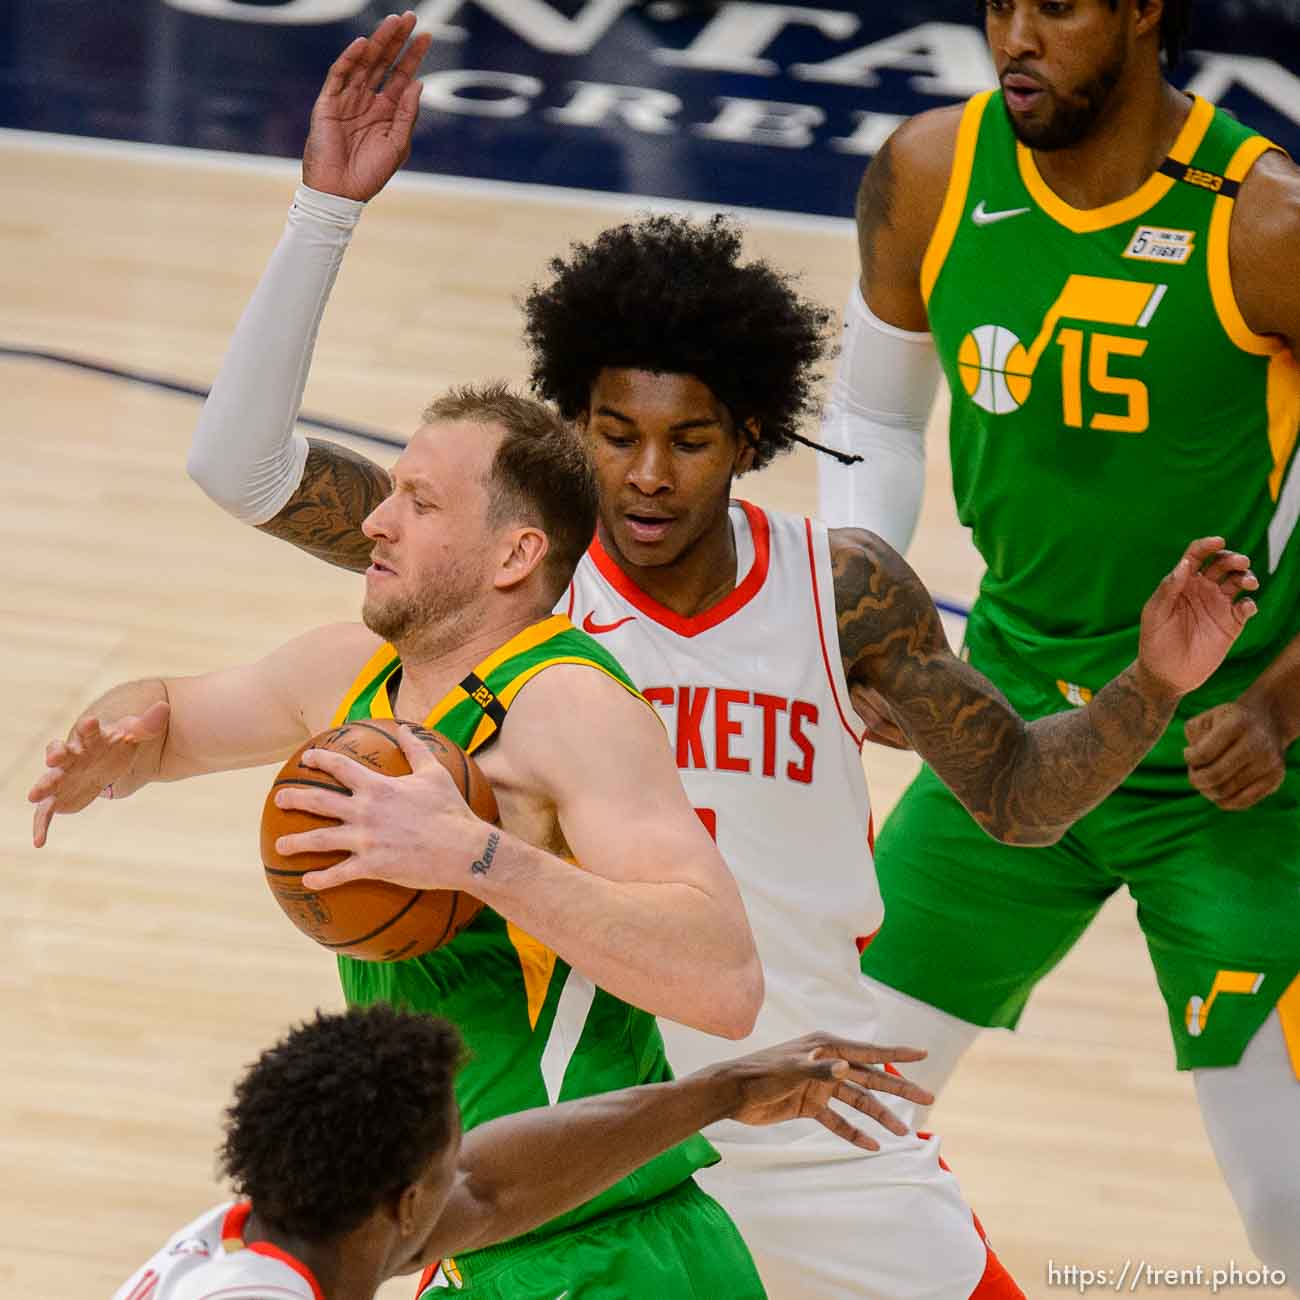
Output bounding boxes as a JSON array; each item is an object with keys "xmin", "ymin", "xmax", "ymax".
[{"xmin": 1003, "ymin": 45, "xmax": 1127, "ymax": 151}]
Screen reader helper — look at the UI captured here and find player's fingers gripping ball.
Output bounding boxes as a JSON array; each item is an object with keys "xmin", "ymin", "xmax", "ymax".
[{"xmin": 260, "ymin": 718, "xmax": 495, "ymax": 960}]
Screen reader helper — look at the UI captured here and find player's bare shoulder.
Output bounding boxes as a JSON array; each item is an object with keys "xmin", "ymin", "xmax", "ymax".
[
  {"xmin": 475, "ymin": 661, "xmax": 662, "ymax": 858},
  {"xmin": 493, "ymin": 663, "xmax": 659, "ymax": 777},
  {"xmin": 856, "ymin": 105, "xmax": 965, "ymax": 304},
  {"xmin": 1229, "ymin": 147, "xmax": 1300, "ymax": 347},
  {"xmin": 277, "ymin": 620, "xmax": 390, "ymax": 733}
]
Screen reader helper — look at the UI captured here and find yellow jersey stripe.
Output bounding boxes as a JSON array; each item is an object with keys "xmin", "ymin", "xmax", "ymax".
[
  {"xmin": 371, "ymin": 616, "xmax": 580, "ymax": 732},
  {"xmin": 920, "ymin": 91, "xmax": 991, "ymax": 305},
  {"xmin": 507, "ymin": 920, "xmax": 559, "ymax": 1030},
  {"xmin": 329, "ymin": 642, "xmax": 399, "ymax": 727},
  {"xmin": 495, "ymin": 656, "xmax": 652, "ymax": 713},
  {"xmin": 1208, "ymin": 134, "xmax": 1287, "ymax": 358},
  {"xmin": 1277, "ymin": 974, "xmax": 1300, "ymax": 1083},
  {"xmin": 1266, "ymin": 353, "xmax": 1300, "ymax": 503},
  {"xmin": 472, "ymin": 614, "xmax": 573, "ymax": 682},
  {"xmin": 1017, "ymin": 94, "xmax": 1215, "ymax": 234}
]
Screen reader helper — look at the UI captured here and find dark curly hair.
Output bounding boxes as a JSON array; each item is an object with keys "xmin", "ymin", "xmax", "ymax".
[
  {"xmin": 522, "ymin": 214, "xmax": 833, "ymax": 473},
  {"xmin": 219, "ymin": 1005, "xmax": 463, "ymax": 1240}
]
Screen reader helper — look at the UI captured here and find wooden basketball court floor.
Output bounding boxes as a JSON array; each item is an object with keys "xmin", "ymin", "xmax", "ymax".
[{"xmin": 0, "ymin": 130, "xmax": 1265, "ymax": 1297}]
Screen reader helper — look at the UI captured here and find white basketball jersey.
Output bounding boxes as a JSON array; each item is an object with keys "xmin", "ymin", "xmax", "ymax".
[
  {"xmin": 565, "ymin": 502, "xmax": 884, "ymax": 1128},
  {"xmin": 113, "ymin": 1202, "xmax": 318, "ymax": 1300}
]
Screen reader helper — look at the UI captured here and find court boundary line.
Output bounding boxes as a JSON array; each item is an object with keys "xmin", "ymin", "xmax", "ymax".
[
  {"xmin": 0, "ymin": 344, "xmax": 406, "ymax": 450},
  {"xmin": 0, "ymin": 126, "xmax": 856, "ymax": 236}
]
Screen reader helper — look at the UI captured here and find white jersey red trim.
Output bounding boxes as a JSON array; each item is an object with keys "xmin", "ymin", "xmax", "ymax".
[
  {"xmin": 113, "ymin": 1202, "xmax": 323, "ymax": 1300},
  {"xmin": 561, "ymin": 503, "xmax": 1019, "ymax": 1299},
  {"xmin": 567, "ymin": 502, "xmax": 882, "ymax": 1106}
]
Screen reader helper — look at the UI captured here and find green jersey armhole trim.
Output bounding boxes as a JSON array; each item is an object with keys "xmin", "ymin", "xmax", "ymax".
[
  {"xmin": 1208, "ymin": 133, "xmax": 1290, "ymax": 358},
  {"xmin": 920, "ymin": 91, "xmax": 992, "ymax": 307},
  {"xmin": 329, "ymin": 642, "xmax": 399, "ymax": 728},
  {"xmin": 1015, "ymin": 94, "xmax": 1214, "ymax": 234}
]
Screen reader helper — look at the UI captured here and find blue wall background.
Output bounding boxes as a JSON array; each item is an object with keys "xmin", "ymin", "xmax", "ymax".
[{"xmin": 3, "ymin": 1, "xmax": 1298, "ymax": 216}]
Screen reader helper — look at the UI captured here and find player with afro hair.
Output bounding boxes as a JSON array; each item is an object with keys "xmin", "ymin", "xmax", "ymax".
[{"xmin": 523, "ymin": 214, "xmax": 851, "ymax": 472}]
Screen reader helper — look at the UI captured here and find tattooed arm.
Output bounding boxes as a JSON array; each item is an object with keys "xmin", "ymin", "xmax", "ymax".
[
  {"xmin": 189, "ymin": 16, "xmax": 423, "ymax": 569},
  {"xmin": 256, "ymin": 438, "xmax": 391, "ymax": 573},
  {"xmin": 831, "ymin": 529, "xmax": 1258, "ymax": 845}
]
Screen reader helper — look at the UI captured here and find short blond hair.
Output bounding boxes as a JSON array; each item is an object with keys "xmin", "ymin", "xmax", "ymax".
[{"xmin": 423, "ymin": 382, "xmax": 596, "ymax": 596}]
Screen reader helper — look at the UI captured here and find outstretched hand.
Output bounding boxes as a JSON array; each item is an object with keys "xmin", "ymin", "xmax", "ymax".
[
  {"xmin": 28, "ymin": 703, "xmax": 171, "ymax": 847},
  {"xmin": 302, "ymin": 11, "xmax": 433, "ymax": 202},
  {"xmin": 722, "ymin": 1032, "xmax": 934, "ymax": 1151},
  {"xmin": 1138, "ymin": 537, "xmax": 1258, "ymax": 699}
]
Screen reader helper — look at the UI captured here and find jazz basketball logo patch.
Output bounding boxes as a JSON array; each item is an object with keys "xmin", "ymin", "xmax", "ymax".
[
  {"xmin": 1123, "ymin": 226, "xmax": 1195, "ymax": 265},
  {"xmin": 1185, "ymin": 970, "xmax": 1263, "ymax": 1037},
  {"xmin": 958, "ymin": 273, "xmax": 1166, "ymax": 429}
]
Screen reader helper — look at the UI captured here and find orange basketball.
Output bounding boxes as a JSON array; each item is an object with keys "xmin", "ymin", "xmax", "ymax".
[{"xmin": 260, "ymin": 718, "xmax": 495, "ymax": 962}]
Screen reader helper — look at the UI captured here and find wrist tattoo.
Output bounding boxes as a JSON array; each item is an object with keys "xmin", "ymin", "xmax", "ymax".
[{"xmin": 470, "ymin": 830, "xmax": 500, "ymax": 877}]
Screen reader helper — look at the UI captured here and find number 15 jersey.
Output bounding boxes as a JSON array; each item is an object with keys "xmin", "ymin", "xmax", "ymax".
[{"xmin": 926, "ymin": 90, "xmax": 1300, "ymax": 778}]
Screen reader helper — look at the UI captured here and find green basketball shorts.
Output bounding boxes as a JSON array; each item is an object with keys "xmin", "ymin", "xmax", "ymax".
[
  {"xmin": 865, "ymin": 685, "xmax": 1300, "ymax": 1072},
  {"xmin": 415, "ymin": 1178, "xmax": 765, "ymax": 1299}
]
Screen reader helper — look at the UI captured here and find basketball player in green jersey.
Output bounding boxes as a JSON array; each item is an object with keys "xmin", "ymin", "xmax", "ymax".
[
  {"xmin": 31, "ymin": 383, "xmax": 837, "ymax": 1298},
  {"xmin": 816, "ymin": 0, "xmax": 1300, "ymax": 1275}
]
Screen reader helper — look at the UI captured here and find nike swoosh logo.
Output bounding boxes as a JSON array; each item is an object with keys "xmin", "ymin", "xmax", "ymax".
[
  {"xmin": 582, "ymin": 611, "xmax": 636, "ymax": 635},
  {"xmin": 971, "ymin": 200, "xmax": 1031, "ymax": 226}
]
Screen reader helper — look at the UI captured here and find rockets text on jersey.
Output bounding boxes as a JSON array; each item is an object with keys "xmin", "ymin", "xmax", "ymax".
[{"xmin": 565, "ymin": 501, "xmax": 883, "ymax": 1114}]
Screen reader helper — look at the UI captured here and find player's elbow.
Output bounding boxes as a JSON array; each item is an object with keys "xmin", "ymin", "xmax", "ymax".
[
  {"xmin": 710, "ymin": 953, "xmax": 764, "ymax": 1040},
  {"xmin": 187, "ymin": 425, "xmax": 306, "ymax": 525},
  {"xmin": 186, "ymin": 440, "xmax": 246, "ymax": 519},
  {"xmin": 982, "ymin": 816, "xmax": 1064, "ymax": 848}
]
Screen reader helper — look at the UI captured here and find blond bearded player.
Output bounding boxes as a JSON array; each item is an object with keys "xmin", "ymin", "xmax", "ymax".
[{"xmin": 36, "ymin": 382, "xmax": 823, "ymax": 1298}]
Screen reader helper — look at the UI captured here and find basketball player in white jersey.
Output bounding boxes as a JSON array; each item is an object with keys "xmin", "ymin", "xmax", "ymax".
[
  {"xmin": 118, "ymin": 1003, "xmax": 936, "ymax": 1300},
  {"xmin": 185, "ymin": 15, "xmax": 1260, "ymax": 1297}
]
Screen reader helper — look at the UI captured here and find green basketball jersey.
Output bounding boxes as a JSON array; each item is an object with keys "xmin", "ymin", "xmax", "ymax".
[
  {"xmin": 925, "ymin": 91, "xmax": 1300, "ymax": 772},
  {"xmin": 331, "ymin": 614, "xmax": 716, "ymax": 1240}
]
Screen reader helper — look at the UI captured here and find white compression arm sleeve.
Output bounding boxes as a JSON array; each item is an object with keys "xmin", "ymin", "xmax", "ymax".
[
  {"xmin": 815, "ymin": 281, "xmax": 942, "ymax": 555},
  {"xmin": 187, "ymin": 185, "xmax": 364, "ymax": 525}
]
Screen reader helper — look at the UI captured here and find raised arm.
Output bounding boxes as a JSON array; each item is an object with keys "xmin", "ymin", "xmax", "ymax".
[
  {"xmin": 188, "ymin": 14, "xmax": 423, "ymax": 571},
  {"xmin": 831, "ymin": 529, "xmax": 1257, "ymax": 846},
  {"xmin": 423, "ymin": 1033, "xmax": 934, "ymax": 1262},
  {"xmin": 278, "ymin": 668, "xmax": 764, "ymax": 1039}
]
